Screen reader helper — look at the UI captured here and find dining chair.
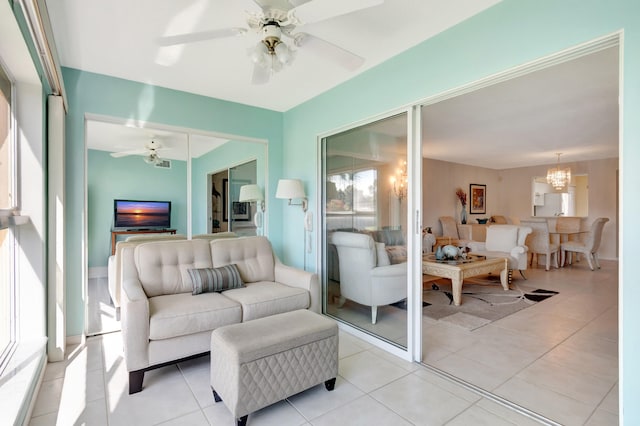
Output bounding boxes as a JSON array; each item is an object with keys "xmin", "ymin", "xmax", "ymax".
[
  {"xmin": 560, "ymin": 217, "xmax": 609, "ymax": 270},
  {"xmin": 521, "ymin": 219, "xmax": 559, "ymax": 271},
  {"xmin": 436, "ymin": 216, "xmax": 471, "ymax": 247}
]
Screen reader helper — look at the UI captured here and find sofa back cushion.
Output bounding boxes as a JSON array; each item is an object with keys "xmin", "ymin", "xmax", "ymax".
[
  {"xmin": 135, "ymin": 239, "xmax": 213, "ymax": 297},
  {"xmin": 210, "ymin": 236, "xmax": 275, "ymax": 283},
  {"xmin": 485, "ymin": 225, "xmax": 518, "ymax": 252}
]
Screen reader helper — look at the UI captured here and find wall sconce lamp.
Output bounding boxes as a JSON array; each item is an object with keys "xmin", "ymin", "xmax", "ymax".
[
  {"xmin": 239, "ymin": 184, "xmax": 265, "ymax": 232},
  {"xmin": 238, "ymin": 184, "xmax": 265, "ymax": 212},
  {"xmin": 275, "ymin": 179, "xmax": 308, "ymax": 212}
]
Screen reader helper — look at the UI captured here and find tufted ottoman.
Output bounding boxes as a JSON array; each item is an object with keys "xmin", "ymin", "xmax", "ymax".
[{"xmin": 210, "ymin": 309, "xmax": 338, "ymax": 426}]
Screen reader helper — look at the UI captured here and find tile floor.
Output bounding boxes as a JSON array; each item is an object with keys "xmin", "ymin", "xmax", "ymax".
[{"xmin": 30, "ymin": 260, "xmax": 618, "ymax": 426}]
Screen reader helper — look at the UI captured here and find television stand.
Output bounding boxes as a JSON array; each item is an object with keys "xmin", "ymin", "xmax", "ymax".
[{"xmin": 111, "ymin": 229, "xmax": 177, "ymax": 255}]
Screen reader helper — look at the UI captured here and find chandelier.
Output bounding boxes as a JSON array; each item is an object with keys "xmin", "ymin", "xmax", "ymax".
[
  {"xmin": 546, "ymin": 153, "xmax": 571, "ymax": 190},
  {"xmin": 390, "ymin": 160, "xmax": 407, "ymax": 201},
  {"xmin": 248, "ymin": 21, "xmax": 294, "ymax": 76}
]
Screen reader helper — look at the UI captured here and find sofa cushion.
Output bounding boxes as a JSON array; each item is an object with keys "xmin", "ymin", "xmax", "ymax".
[
  {"xmin": 188, "ymin": 264, "xmax": 245, "ymax": 295},
  {"xmin": 136, "ymin": 239, "xmax": 213, "ymax": 297},
  {"xmin": 148, "ymin": 292, "xmax": 242, "ymax": 340},
  {"xmin": 210, "ymin": 236, "xmax": 275, "ymax": 283},
  {"xmin": 485, "ymin": 226, "xmax": 518, "ymax": 253},
  {"xmin": 222, "ymin": 282, "xmax": 309, "ymax": 322}
]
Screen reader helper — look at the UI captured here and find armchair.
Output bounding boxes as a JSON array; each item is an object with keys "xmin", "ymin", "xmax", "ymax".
[
  {"xmin": 467, "ymin": 225, "xmax": 532, "ymax": 279},
  {"xmin": 330, "ymin": 232, "xmax": 407, "ymax": 324}
]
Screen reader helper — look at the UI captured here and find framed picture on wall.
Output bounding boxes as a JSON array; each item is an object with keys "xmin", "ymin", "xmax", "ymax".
[
  {"xmin": 232, "ymin": 201, "xmax": 250, "ymax": 221},
  {"xmin": 470, "ymin": 183, "xmax": 486, "ymax": 214}
]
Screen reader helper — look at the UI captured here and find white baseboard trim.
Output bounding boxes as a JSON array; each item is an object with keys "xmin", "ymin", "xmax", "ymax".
[{"xmin": 88, "ymin": 266, "xmax": 108, "ymax": 279}]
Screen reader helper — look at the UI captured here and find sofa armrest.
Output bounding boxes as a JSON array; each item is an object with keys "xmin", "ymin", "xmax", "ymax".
[
  {"xmin": 467, "ymin": 241, "xmax": 486, "ymax": 252},
  {"xmin": 274, "ymin": 262, "xmax": 321, "ymax": 313},
  {"xmin": 510, "ymin": 245, "xmax": 528, "ymax": 256},
  {"xmin": 121, "ymin": 278, "xmax": 150, "ymax": 372},
  {"xmin": 370, "ymin": 262, "xmax": 407, "ymax": 278}
]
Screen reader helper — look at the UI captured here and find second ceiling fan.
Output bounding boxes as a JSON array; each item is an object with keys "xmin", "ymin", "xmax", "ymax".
[{"xmin": 157, "ymin": 0, "xmax": 384, "ymax": 84}]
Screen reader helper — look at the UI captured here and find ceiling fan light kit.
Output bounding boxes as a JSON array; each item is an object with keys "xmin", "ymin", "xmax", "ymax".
[{"xmin": 157, "ymin": 0, "xmax": 386, "ymax": 84}]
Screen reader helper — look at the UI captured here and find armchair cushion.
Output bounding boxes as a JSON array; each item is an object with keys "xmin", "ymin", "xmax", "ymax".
[
  {"xmin": 485, "ymin": 226, "xmax": 518, "ymax": 252},
  {"xmin": 188, "ymin": 264, "xmax": 244, "ymax": 295}
]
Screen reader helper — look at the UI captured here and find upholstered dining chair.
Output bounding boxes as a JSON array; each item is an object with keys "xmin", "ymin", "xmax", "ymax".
[
  {"xmin": 521, "ymin": 219, "xmax": 559, "ymax": 271},
  {"xmin": 330, "ymin": 231, "xmax": 407, "ymax": 324},
  {"xmin": 561, "ymin": 217, "xmax": 609, "ymax": 270},
  {"xmin": 436, "ymin": 216, "xmax": 471, "ymax": 247}
]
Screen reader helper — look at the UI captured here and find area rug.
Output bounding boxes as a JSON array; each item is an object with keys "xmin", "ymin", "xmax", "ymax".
[{"xmin": 422, "ymin": 278, "xmax": 558, "ymax": 330}]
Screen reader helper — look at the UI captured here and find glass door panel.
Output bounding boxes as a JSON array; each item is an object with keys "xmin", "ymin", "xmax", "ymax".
[{"xmin": 322, "ymin": 112, "xmax": 409, "ymax": 347}]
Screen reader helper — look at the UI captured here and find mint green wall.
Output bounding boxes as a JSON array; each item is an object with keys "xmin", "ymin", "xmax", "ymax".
[
  {"xmin": 87, "ymin": 149, "xmax": 188, "ymax": 267},
  {"xmin": 191, "ymin": 140, "xmax": 266, "ymax": 235},
  {"xmin": 63, "ymin": 68, "xmax": 283, "ymax": 337},
  {"xmin": 283, "ymin": 0, "xmax": 638, "ymax": 422}
]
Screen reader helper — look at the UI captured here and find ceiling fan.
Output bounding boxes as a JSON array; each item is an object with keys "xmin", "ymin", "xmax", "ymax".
[
  {"xmin": 157, "ymin": 0, "xmax": 384, "ymax": 84},
  {"xmin": 110, "ymin": 140, "xmax": 166, "ymax": 165}
]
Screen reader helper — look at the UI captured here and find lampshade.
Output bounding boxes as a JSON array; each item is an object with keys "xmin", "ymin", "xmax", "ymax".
[
  {"xmin": 238, "ymin": 184, "xmax": 263, "ymax": 202},
  {"xmin": 276, "ymin": 179, "xmax": 306, "ymax": 200}
]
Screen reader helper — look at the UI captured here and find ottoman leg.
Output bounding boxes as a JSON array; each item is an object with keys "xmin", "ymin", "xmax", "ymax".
[
  {"xmin": 237, "ymin": 415, "xmax": 248, "ymax": 426},
  {"xmin": 325, "ymin": 377, "xmax": 336, "ymax": 391},
  {"xmin": 211, "ymin": 388, "xmax": 222, "ymax": 402}
]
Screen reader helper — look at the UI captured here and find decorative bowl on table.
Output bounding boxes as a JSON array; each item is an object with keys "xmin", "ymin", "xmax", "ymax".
[{"xmin": 476, "ymin": 218, "xmax": 489, "ymax": 224}]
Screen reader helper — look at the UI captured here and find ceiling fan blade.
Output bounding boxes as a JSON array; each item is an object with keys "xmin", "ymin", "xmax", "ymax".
[
  {"xmin": 295, "ymin": 33, "xmax": 364, "ymax": 71},
  {"xmin": 251, "ymin": 63, "xmax": 271, "ymax": 85},
  {"xmin": 288, "ymin": 0, "xmax": 383, "ymax": 25},
  {"xmin": 156, "ymin": 28, "xmax": 247, "ymax": 47},
  {"xmin": 110, "ymin": 149, "xmax": 147, "ymax": 158}
]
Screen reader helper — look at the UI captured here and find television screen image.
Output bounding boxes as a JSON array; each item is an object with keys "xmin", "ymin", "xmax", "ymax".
[{"xmin": 114, "ymin": 200, "xmax": 171, "ymax": 229}]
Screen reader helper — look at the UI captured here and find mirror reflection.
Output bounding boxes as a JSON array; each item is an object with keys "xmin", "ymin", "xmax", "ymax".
[
  {"xmin": 85, "ymin": 119, "xmax": 267, "ymax": 336},
  {"xmin": 322, "ymin": 112, "xmax": 409, "ymax": 348}
]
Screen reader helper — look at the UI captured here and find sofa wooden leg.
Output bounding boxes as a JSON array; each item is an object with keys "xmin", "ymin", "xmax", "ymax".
[
  {"xmin": 212, "ymin": 388, "xmax": 222, "ymax": 402},
  {"xmin": 237, "ymin": 415, "xmax": 248, "ymax": 426},
  {"xmin": 325, "ymin": 377, "xmax": 336, "ymax": 391},
  {"xmin": 129, "ymin": 370, "xmax": 145, "ymax": 394},
  {"xmin": 519, "ymin": 270, "xmax": 527, "ymax": 280}
]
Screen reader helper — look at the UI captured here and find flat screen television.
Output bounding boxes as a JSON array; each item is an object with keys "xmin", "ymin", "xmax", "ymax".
[{"xmin": 113, "ymin": 199, "xmax": 171, "ymax": 230}]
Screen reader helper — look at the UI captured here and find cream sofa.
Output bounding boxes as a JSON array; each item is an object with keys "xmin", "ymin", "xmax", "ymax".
[{"xmin": 121, "ymin": 236, "xmax": 320, "ymax": 394}]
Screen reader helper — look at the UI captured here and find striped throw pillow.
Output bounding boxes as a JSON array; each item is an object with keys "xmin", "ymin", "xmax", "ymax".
[{"xmin": 188, "ymin": 264, "xmax": 244, "ymax": 295}]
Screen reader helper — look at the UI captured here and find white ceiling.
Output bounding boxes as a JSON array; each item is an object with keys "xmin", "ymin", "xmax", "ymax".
[
  {"xmin": 45, "ymin": 0, "xmax": 501, "ymax": 112},
  {"xmin": 46, "ymin": 0, "xmax": 619, "ymax": 168}
]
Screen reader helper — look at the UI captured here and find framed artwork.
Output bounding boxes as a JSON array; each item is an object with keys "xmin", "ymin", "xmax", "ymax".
[
  {"xmin": 232, "ymin": 201, "xmax": 250, "ymax": 221},
  {"xmin": 470, "ymin": 183, "xmax": 486, "ymax": 214},
  {"xmin": 223, "ymin": 178, "xmax": 252, "ymax": 222}
]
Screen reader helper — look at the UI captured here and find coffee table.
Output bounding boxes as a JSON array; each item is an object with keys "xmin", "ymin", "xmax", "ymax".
[{"xmin": 422, "ymin": 254, "xmax": 509, "ymax": 306}]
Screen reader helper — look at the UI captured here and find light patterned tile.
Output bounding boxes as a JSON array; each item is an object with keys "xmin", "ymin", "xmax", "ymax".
[
  {"xmin": 370, "ymin": 373, "xmax": 472, "ymax": 425},
  {"xmin": 287, "ymin": 376, "xmax": 364, "ymax": 421},
  {"xmin": 445, "ymin": 405, "xmax": 516, "ymax": 426},
  {"xmin": 494, "ymin": 377, "xmax": 594, "ymax": 425},
  {"xmin": 310, "ymin": 395, "xmax": 412, "ymax": 426},
  {"xmin": 338, "ymin": 351, "xmax": 409, "ymax": 393}
]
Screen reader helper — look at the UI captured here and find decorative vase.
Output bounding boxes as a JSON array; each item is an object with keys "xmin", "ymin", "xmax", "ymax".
[
  {"xmin": 461, "ymin": 206, "xmax": 467, "ymax": 224},
  {"xmin": 435, "ymin": 245, "xmax": 444, "ymax": 260}
]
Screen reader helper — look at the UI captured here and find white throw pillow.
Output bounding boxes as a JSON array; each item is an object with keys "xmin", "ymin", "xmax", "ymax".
[{"xmin": 485, "ymin": 226, "xmax": 518, "ymax": 252}]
